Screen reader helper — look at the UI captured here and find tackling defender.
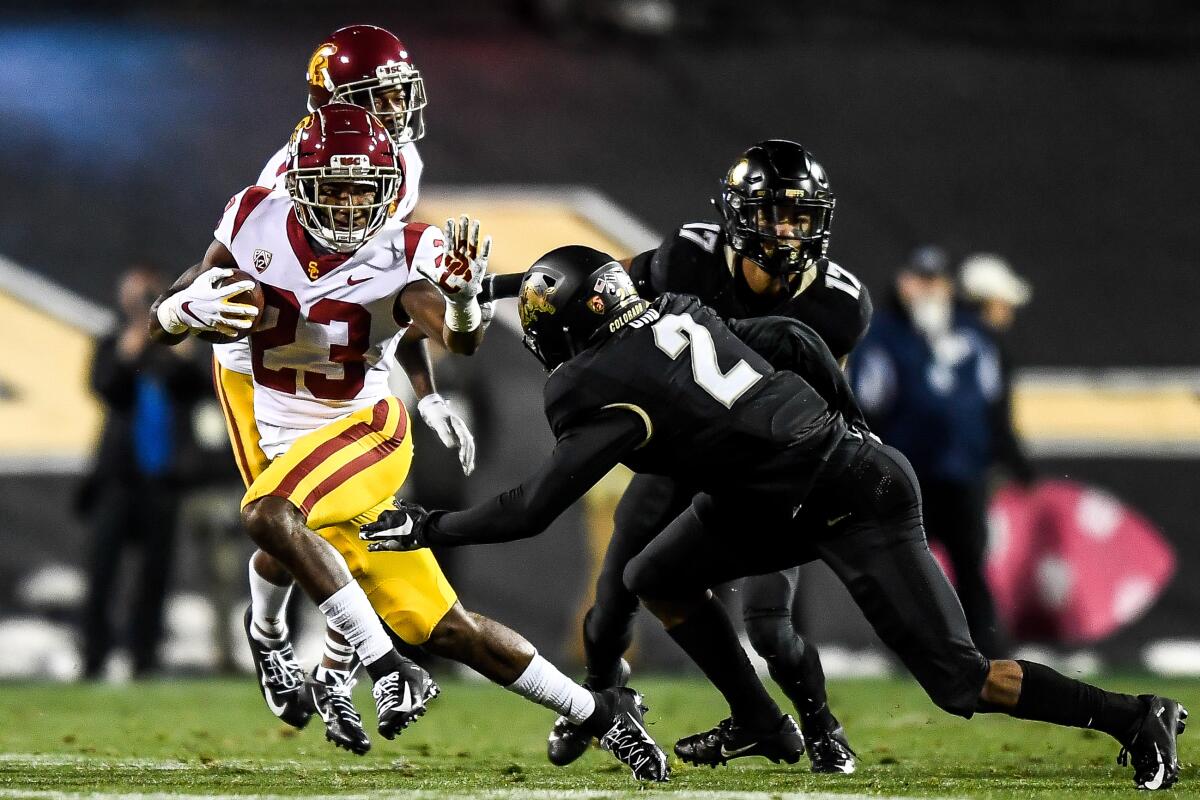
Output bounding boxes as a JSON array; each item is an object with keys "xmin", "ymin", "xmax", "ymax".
[
  {"xmin": 484, "ymin": 140, "xmax": 867, "ymax": 772},
  {"xmin": 365, "ymin": 246, "xmax": 1187, "ymax": 792},
  {"xmin": 151, "ymin": 106, "xmax": 667, "ymax": 781}
]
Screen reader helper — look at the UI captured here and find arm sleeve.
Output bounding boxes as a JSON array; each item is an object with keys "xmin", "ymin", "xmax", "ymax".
[
  {"xmin": 424, "ymin": 409, "xmax": 645, "ymax": 546},
  {"xmin": 729, "ymin": 315, "xmax": 868, "ymax": 429},
  {"xmin": 480, "ymin": 272, "xmax": 524, "ymax": 302}
]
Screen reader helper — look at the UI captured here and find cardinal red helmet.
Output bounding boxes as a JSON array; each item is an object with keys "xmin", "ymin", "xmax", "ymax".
[
  {"xmin": 306, "ymin": 25, "xmax": 427, "ymax": 144},
  {"xmin": 284, "ymin": 103, "xmax": 401, "ymax": 253}
]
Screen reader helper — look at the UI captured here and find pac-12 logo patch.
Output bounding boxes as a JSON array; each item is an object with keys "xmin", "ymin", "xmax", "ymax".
[{"xmin": 252, "ymin": 249, "xmax": 273, "ymax": 272}]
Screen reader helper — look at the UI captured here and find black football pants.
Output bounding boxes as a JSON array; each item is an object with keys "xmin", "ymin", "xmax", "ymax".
[
  {"xmin": 583, "ymin": 471, "xmax": 827, "ymax": 713},
  {"xmin": 624, "ymin": 435, "xmax": 991, "ymax": 719},
  {"xmin": 919, "ymin": 477, "xmax": 1007, "ymax": 658}
]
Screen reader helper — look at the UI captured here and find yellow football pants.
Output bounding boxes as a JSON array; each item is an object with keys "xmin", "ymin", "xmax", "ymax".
[{"xmin": 213, "ymin": 360, "xmax": 456, "ymax": 643}]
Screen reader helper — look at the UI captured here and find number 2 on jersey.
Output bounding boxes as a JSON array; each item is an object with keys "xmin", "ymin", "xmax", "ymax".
[
  {"xmin": 652, "ymin": 313, "xmax": 763, "ymax": 408},
  {"xmin": 251, "ymin": 285, "xmax": 371, "ymax": 400}
]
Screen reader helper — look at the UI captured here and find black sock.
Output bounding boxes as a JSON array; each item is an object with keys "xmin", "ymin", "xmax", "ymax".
[
  {"xmin": 667, "ymin": 596, "xmax": 783, "ymax": 732},
  {"xmin": 771, "ymin": 642, "xmax": 836, "ymax": 730},
  {"xmin": 580, "ymin": 688, "xmax": 618, "ymax": 737},
  {"xmin": 583, "ymin": 606, "xmax": 634, "ymax": 688},
  {"xmin": 1010, "ymin": 660, "xmax": 1146, "ymax": 742},
  {"xmin": 364, "ymin": 650, "xmax": 405, "ymax": 682}
]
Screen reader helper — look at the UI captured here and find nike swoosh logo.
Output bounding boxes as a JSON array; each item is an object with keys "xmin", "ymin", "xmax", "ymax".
[
  {"xmin": 180, "ymin": 301, "xmax": 204, "ymax": 326},
  {"xmin": 1144, "ymin": 743, "xmax": 1165, "ymax": 790},
  {"xmin": 347, "ymin": 275, "xmax": 373, "ymax": 286},
  {"xmin": 261, "ymin": 675, "xmax": 290, "ymax": 716},
  {"xmin": 719, "ymin": 741, "xmax": 759, "ymax": 758},
  {"xmin": 827, "ymin": 513, "xmax": 851, "ymax": 527}
]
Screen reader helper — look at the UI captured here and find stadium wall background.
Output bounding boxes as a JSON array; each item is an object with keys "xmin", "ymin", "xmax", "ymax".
[{"xmin": 0, "ymin": 5, "xmax": 1196, "ymax": 674}]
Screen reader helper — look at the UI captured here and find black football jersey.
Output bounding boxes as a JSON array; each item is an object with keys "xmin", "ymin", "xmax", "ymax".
[
  {"xmin": 544, "ymin": 293, "xmax": 847, "ymax": 499},
  {"xmin": 628, "ymin": 222, "xmax": 872, "ymax": 361}
]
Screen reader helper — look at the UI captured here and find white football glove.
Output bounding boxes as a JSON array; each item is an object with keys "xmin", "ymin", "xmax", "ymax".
[
  {"xmin": 416, "ymin": 216, "xmax": 491, "ymax": 332},
  {"xmin": 417, "ymin": 393, "xmax": 477, "ymax": 476},
  {"xmin": 156, "ymin": 267, "xmax": 258, "ymax": 337}
]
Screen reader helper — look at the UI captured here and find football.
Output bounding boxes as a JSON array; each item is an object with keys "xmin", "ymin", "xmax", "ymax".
[{"xmin": 198, "ymin": 268, "xmax": 266, "ymax": 343}]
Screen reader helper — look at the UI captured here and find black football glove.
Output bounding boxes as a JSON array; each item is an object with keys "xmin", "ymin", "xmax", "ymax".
[{"xmin": 360, "ymin": 500, "xmax": 433, "ymax": 552}]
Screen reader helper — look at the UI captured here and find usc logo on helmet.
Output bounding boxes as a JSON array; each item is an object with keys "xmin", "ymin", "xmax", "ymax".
[
  {"xmin": 307, "ymin": 43, "xmax": 338, "ymax": 92},
  {"xmin": 288, "ymin": 113, "xmax": 315, "ymax": 151}
]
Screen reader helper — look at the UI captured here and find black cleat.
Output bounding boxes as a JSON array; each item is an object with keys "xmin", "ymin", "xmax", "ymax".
[
  {"xmin": 309, "ymin": 668, "xmax": 371, "ymax": 755},
  {"xmin": 547, "ymin": 658, "xmax": 631, "ymax": 767},
  {"xmin": 675, "ymin": 714, "xmax": 805, "ymax": 767},
  {"xmin": 372, "ymin": 659, "xmax": 439, "ymax": 740},
  {"xmin": 591, "ymin": 687, "xmax": 669, "ymax": 782},
  {"xmin": 242, "ymin": 607, "xmax": 312, "ymax": 729},
  {"xmin": 802, "ymin": 720, "xmax": 856, "ymax": 774},
  {"xmin": 1118, "ymin": 695, "xmax": 1187, "ymax": 791}
]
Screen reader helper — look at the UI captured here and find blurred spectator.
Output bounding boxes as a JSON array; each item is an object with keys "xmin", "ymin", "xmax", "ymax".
[
  {"xmin": 75, "ymin": 266, "xmax": 211, "ymax": 678},
  {"xmin": 959, "ymin": 253, "xmax": 1036, "ymax": 486},
  {"xmin": 848, "ymin": 246, "xmax": 1009, "ymax": 657}
]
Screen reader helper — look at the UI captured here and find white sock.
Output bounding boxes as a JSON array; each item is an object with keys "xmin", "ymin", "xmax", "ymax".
[
  {"xmin": 317, "ymin": 582, "xmax": 393, "ymax": 667},
  {"xmin": 317, "ymin": 633, "xmax": 357, "ymax": 678},
  {"xmin": 248, "ymin": 558, "xmax": 293, "ymax": 642},
  {"xmin": 507, "ymin": 653, "xmax": 596, "ymax": 726}
]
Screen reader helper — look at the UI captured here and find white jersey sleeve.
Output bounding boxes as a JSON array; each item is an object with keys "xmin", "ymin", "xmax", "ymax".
[
  {"xmin": 397, "ymin": 222, "xmax": 441, "ymax": 291},
  {"xmin": 395, "ymin": 142, "xmax": 423, "ymax": 220},
  {"xmin": 256, "ymin": 143, "xmax": 290, "ymax": 191}
]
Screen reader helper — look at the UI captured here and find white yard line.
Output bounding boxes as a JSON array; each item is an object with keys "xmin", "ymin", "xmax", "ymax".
[{"xmin": 0, "ymin": 790, "xmax": 956, "ymax": 800}]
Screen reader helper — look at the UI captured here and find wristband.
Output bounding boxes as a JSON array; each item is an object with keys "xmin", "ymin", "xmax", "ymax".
[{"xmin": 444, "ymin": 297, "xmax": 481, "ymax": 333}]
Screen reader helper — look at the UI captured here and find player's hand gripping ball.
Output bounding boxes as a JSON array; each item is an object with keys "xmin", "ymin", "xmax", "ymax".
[
  {"xmin": 197, "ymin": 268, "xmax": 266, "ymax": 343},
  {"xmin": 360, "ymin": 500, "xmax": 432, "ymax": 552}
]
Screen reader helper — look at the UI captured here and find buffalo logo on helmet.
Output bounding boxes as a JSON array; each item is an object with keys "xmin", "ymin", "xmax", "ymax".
[
  {"xmin": 307, "ymin": 43, "xmax": 338, "ymax": 92},
  {"xmin": 586, "ymin": 295, "xmax": 606, "ymax": 314},
  {"xmin": 518, "ymin": 273, "xmax": 558, "ymax": 328}
]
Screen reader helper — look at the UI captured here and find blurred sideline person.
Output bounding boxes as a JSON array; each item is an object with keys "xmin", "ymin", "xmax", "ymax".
[
  {"xmin": 849, "ymin": 246, "xmax": 1010, "ymax": 657},
  {"xmin": 77, "ymin": 266, "xmax": 211, "ymax": 678},
  {"xmin": 149, "ymin": 105, "xmax": 667, "ymax": 781},
  {"xmin": 207, "ymin": 25, "xmax": 478, "ymax": 745},
  {"xmin": 481, "ymin": 140, "xmax": 870, "ymax": 773},
  {"xmin": 959, "ymin": 253, "xmax": 1036, "ymax": 486},
  {"xmin": 364, "ymin": 246, "xmax": 1186, "ymax": 792}
]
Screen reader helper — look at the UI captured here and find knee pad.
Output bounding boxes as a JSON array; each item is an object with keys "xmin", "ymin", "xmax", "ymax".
[{"xmin": 742, "ymin": 611, "xmax": 796, "ymax": 662}]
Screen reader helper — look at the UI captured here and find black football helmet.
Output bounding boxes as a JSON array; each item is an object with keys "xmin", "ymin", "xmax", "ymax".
[
  {"xmin": 716, "ymin": 139, "xmax": 835, "ymax": 280},
  {"xmin": 518, "ymin": 245, "xmax": 648, "ymax": 370}
]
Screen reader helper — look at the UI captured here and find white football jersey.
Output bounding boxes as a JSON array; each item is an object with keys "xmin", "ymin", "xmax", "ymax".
[
  {"xmin": 213, "ymin": 185, "xmax": 440, "ymax": 457},
  {"xmin": 214, "ymin": 140, "xmax": 424, "ymax": 375}
]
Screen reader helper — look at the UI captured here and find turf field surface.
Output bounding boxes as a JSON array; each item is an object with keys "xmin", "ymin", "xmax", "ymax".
[{"xmin": 0, "ymin": 676, "xmax": 1194, "ymax": 799}]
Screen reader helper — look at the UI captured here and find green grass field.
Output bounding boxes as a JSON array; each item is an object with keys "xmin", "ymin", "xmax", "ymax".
[{"xmin": 0, "ymin": 675, "xmax": 1194, "ymax": 799}]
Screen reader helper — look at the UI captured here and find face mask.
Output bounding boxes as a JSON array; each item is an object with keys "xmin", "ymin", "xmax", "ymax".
[{"xmin": 910, "ymin": 295, "xmax": 952, "ymax": 337}]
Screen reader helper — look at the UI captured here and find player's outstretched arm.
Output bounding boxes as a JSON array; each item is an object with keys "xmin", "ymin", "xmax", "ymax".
[
  {"xmin": 361, "ymin": 409, "xmax": 644, "ymax": 551},
  {"xmin": 394, "ymin": 329, "xmax": 477, "ymax": 475},
  {"xmin": 148, "ymin": 241, "xmax": 253, "ymax": 344}
]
